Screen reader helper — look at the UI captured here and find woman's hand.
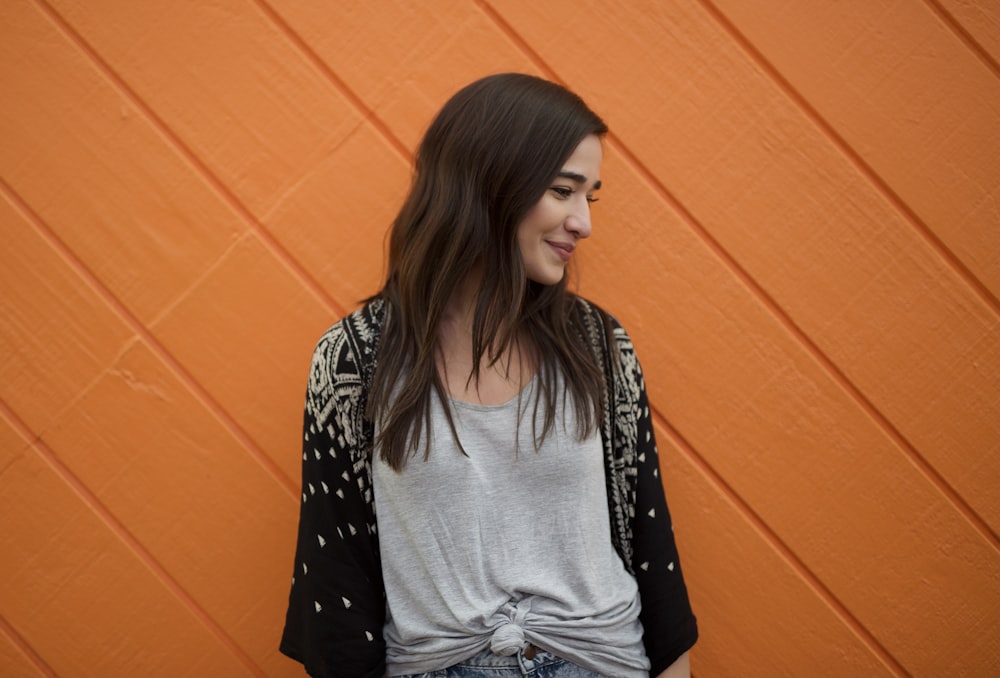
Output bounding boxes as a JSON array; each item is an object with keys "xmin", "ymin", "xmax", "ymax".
[{"xmin": 655, "ymin": 651, "xmax": 691, "ymax": 678}]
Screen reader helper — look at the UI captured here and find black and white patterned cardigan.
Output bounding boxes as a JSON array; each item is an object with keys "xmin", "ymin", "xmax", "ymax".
[{"xmin": 280, "ymin": 297, "xmax": 697, "ymax": 677}]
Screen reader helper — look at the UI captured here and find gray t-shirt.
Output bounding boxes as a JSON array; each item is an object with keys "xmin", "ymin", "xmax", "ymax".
[{"xmin": 373, "ymin": 374, "xmax": 650, "ymax": 676}]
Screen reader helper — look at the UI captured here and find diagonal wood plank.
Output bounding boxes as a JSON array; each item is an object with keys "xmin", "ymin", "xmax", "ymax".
[
  {"xmin": 45, "ymin": 0, "xmax": 364, "ymax": 221},
  {"xmin": 707, "ymin": 0, "xmax": 1000, "ymax": 301},
  {"xmin": 39, "ymin": 339, "xmax": 300, "ymax": 677},
  {"xmin": 0, "ymin": 187, "xmax": 135, "ymax": 435},
  {"xmin": 0, "ymin": 0, "xmax": 247, "ymax": 326},
  {"xmin": 0, "ymin": 415, "xmax": 255, "ymax": 677}
]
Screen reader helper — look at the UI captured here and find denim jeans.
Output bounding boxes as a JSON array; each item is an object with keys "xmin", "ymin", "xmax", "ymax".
[{"xmin": 397, "ymin": 644, "xmax": 608, "ymax": 677}]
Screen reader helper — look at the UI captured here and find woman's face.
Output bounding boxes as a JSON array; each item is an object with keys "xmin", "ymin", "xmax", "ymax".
[{"xmin": 517, "ymin": 134, "xmax": 603, "ymax": 286}]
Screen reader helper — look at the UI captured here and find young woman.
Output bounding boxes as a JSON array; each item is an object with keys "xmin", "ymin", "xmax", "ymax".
[{"xmin": 280, "ymin": 73, "xmax": 697, "ymax": 678}]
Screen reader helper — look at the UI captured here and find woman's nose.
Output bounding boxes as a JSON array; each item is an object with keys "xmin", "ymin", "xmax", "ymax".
[{"xmin": 565, "ymin": 200, "xmax": 592, "ymax": 239}]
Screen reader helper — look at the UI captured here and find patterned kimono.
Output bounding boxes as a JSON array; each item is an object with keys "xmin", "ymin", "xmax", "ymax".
[{"xmin": 280, "ymin": 297, "xmax": 697, "ymax": 677}]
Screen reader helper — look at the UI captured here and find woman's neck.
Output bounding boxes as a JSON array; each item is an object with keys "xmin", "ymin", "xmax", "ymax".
[{"xmin": 436, "ymin": 272, "xmax": 537, "ymax": 406}]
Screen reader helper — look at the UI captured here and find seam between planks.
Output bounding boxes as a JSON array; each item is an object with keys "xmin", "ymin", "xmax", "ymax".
[
  {"xmin": 251, "ymin": 0, "xmax": 415, "ymax": 165},
  {"xmin": 0, "ymin": 608, "xmax": 57, "ymax": 678},
  {"xmin": 923, "ymin": 0, "xmax": 1000, "ymax": 76},
  {"xmin": 0, "ymin": 398, "xmax": 267, "ymax": 678}
]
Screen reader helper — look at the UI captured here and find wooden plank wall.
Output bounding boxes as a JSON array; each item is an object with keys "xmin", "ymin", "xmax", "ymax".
[{"xmin": 1, "ymin": 1, "xmax": 997, "ymax": 676}]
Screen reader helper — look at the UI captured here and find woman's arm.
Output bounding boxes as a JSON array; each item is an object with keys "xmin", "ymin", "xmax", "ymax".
[
  {"xmin": 610, "ymin": 321, "xmax": 698, "ymax": 675},
  {"xmin": 280, "ymin": 323, "xmax": 386, "ymax": 678},
  {"xmin": 656, "ymin": 651, "xmax": 691, "ymax": 678}
]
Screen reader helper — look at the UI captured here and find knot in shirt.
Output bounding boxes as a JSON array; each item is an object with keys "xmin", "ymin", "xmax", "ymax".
[{"xmin": 490, "ymin": 600, "xmax": 530, "ymax": 656}]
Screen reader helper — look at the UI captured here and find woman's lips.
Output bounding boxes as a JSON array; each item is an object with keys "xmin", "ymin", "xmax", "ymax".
[{"xmin": 547, "ymin": 241, "xmax": 575, "ymax": 261}]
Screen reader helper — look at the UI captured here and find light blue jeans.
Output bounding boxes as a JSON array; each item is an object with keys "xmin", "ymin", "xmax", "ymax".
[{"xmin": 398, "ymin": 645, "xmax": 608, "ymax": 677}]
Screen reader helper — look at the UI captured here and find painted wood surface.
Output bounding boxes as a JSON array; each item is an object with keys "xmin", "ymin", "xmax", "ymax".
[{"xmin": 1, "ymin": 1, "xmax": 997, "ymax": 676}]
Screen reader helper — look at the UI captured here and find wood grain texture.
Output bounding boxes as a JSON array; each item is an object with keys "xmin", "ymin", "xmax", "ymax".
[
  {"xmin": 0, "ymin": 627, "xmax": 50, "ymax": 678},
  {"xmin": 262, "ymin": 121, "xmax": 409, "ymax": 314},
  {"xmin": 935, "ymin": 0, "xmax": 1000, "ymax": 67},
  {"xmin": 0, "ymin": 0, "xmax": 246, "ymax": 325},
  {"xmin": 45, "ymin": 0, "xmax": 363, "ymax": 220},
  {"xmin": 150, "ymin": 233, "xmax": 330, "ymax": 485},
  {"xmin": 1, "ymin": 0, "xmax": 996, "ymax": 675},
  {"xmin": 0, "ymin": 192, "xmax": 134, "ymax": 434},
  {"xmin": 0, "ymin": 413, "xmax": 56, "ymax": 678},
  {"xmin": 709, "ymin": 0, "xmax": 1000, "ymax": 299},
  {"xmin": 266, "ymin": 0, "xmax": 539, "ymax": 150},
  {"xmin": 0, "ymin": 442, "xmax": 251, "ymax": 676},
  {"xmin": 657, "ymin": 423, "xmax": 900, "ymax": 678},
  {"xmin": 41, "ymin": 340, "xmax": 298, "ymax": 676}
]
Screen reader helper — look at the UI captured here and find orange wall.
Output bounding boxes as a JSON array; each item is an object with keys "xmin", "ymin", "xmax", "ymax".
[{"xmin": 1, "ymin": 1, "xmax": 997, "ymax": 676}]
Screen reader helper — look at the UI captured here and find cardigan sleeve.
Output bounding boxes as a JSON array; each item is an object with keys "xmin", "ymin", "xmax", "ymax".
[
  {"xmin": 613, "ymin": 323, "xmax": 699, "ymax": 674},
  {"xmin": 279, "ymin": 323, "xmax": 386, "ymax": 678}
]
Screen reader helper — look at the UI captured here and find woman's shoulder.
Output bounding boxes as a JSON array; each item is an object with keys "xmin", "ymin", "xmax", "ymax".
[
  {"xmin": 313, "ymin": 298, "xmax": 385, "ymax": 355},
  {"xmin": 308, "ymin": 298, "xmax": 386, "ymax": 396},
  {"xmin": 571, "ymin": 295, "xmax": 643, "ymax": 384},
  {"xmin": 571, "ymin": 294, "xmax": 630, "ymax": 342}
]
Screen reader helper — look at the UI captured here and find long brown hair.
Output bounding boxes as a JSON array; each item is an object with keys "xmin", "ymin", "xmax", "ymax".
[{"xmin": 368, "ymin": 73, "xmax": 610, "ymax": 470}]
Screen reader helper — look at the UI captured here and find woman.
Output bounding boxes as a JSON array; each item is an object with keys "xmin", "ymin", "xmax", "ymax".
[{"xmin": 280, "ymin": 73, "xmax": 697, "ymax": 678}]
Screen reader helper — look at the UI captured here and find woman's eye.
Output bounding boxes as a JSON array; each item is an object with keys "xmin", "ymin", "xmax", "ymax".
[
  {"xmin": 550, "ymin": 187, "xmax": 573, "ymax": 199},
  {"xmin": 586, "ymin": 196, "xmax": 600, "ymax": 204}
]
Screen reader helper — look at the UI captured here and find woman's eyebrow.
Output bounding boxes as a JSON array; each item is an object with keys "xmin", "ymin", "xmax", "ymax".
[{"xmin": 557, "ymin": 170, "xmax": 602, "ymax": 190}]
